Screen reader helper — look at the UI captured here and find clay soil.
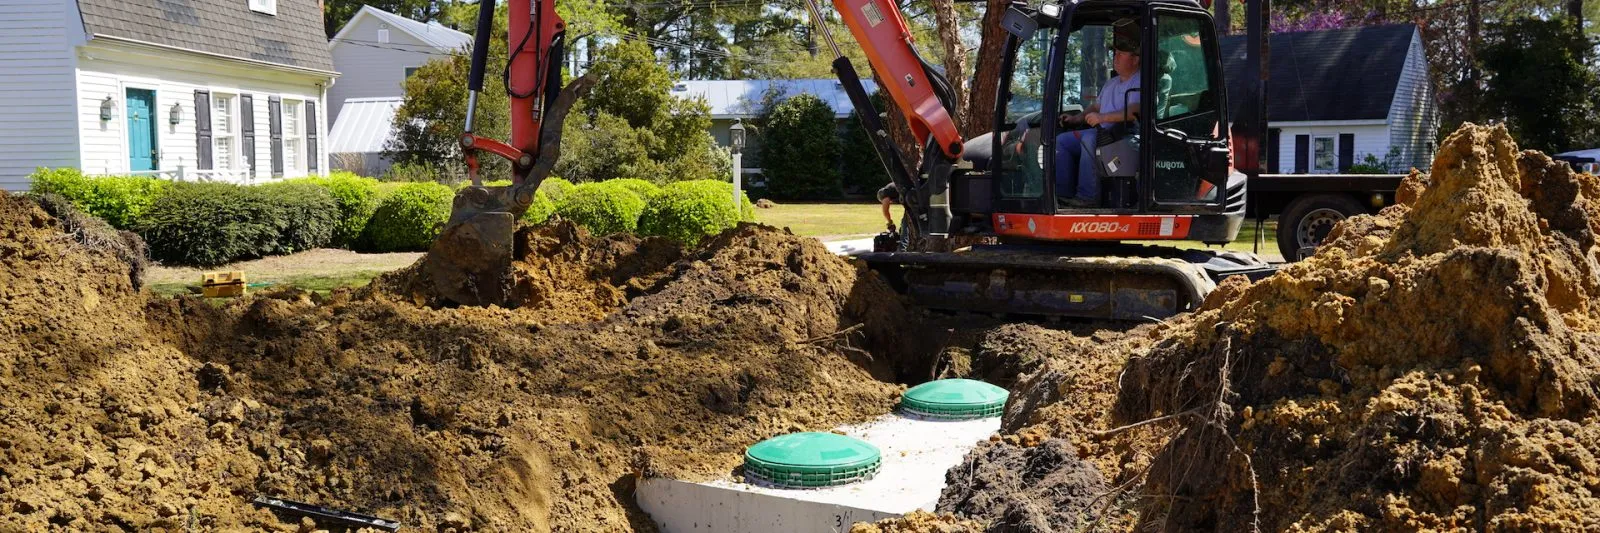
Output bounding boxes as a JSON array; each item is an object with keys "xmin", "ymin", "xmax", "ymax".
[
  {"xmin": 12, "ymin": 122, "xmax": 1599, "ymax": 533},
  {"xmin": 868, "ymin": 124, "xmax": 1600, "ymax": 532},
  {"xmin": 0, "ymin": 202, "xmax": 934, "ymax": 531}
]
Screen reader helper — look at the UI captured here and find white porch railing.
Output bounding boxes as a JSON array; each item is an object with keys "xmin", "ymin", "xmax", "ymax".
[{"xmin": 128, "ymin": 167, "xmax": 261, "ymax": 185}]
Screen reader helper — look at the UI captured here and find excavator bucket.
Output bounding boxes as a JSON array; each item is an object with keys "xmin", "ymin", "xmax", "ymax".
[{"xmin": 423, "ymin": 184, "xmax": 530, "ymax": 307}]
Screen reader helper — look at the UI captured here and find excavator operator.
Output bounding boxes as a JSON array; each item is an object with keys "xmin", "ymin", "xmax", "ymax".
[{"xmin": 1055, "ymin": 18, "xmax": 1143, "ymax": 208}]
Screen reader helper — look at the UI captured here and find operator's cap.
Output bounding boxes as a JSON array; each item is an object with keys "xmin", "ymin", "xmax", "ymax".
[{"xmin": 1112, "ymin": 18, "xmax": 1140, "ymax": 53}]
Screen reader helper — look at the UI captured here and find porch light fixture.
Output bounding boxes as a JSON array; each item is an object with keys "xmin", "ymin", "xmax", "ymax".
[
  {"xmin": 729, "ymin": 119, "xmax": 745, "ymax": 154},
  {"xmin": 169, "ymin": 103, "xmax": 182, "ymax": 125},
  {"xmin": 99, "ymin": 96, "xmax": 114, "ymax": 121}
]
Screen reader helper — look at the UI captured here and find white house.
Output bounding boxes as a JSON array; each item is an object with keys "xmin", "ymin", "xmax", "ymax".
[
  {"xmin": 0, "ymin": 0, "xmax": 336, "ymax": 190},
  {"xmin": 1222, "ymin": 23, "xmax": 1438, "ymax": 174},
  {"xmin": 325, "ymin": 5, "xmax": 471, "ymax": 175},
  {"xmin": 327, "ymin": 5, "xmax": 471, "ymax": 120}
]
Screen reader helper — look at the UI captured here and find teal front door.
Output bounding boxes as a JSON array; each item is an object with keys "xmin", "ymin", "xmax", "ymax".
[{"xmin": 126, "ymin": 88, "xmax": 157, "ymax": 171}]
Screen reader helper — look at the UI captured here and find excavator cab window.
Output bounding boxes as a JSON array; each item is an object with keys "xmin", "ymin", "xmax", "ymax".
[
  {"xmin": 995, "ymin": 23, "xmax": 1056, "ymax": 201},
  {"xmin": 1148, "ymin": 11, "xmax": 1229, "ymax": 206},
  {"xmin": 995, "ymin": 19, "xmax": 1117, "ymax": 203}
]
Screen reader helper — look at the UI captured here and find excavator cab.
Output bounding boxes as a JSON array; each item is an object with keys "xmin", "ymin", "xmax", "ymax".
[{"xmin": 988, "ymin": 0, "xmax": 1240, "ymax": 228}]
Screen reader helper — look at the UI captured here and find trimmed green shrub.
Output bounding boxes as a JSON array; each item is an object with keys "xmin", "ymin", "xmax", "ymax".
[
  {"xmin": 293, "ymin": 172, "xmax": 381, "ymax": 247},
  {"xmin": 538, "ymin": 177, "xmax": 576, "ymax": 203},
  {"xmin": 358, "ymin": 182, "xmax": 454, "ymax": 252},
  {"xmin": 256, "ymin": 181, "xmax": 339, "ymax": 254},
  {"xmin": 761, "ymin": 94, "xmax": 842, "ymax": 200},
  {"xmin": 607, "ymin": 178, "xmax": 661, "ymax": 201},
  {"xmin": 524, "ymin": 189, "xmax": 555, "ymax": 224},
  {"xmin": 28, "ymin": 168, "xmax": 171, "ymax": 229},
  {"xmin": 134, "ymin": 183, "xmax": 288, "ymax": 266},
  {"xmin": 554, "ymin": 181, "xmax": 646, "ymax": 235},
  {"xmin": 638, "ymin": 180, "xmax": 756, "ymax": 246}
]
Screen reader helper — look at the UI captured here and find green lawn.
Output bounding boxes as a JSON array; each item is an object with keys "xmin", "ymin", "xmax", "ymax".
[
  {"xmin": 754, "ymin": 202, "xmax": 887, "ymax": 239},
  {"xmin": 149, "ymin": 270, "xmax": 393, "ymax": 298}
]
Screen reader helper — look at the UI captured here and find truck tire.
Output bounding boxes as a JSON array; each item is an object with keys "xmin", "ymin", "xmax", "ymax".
[{"xmin": 1277, "ymin": 194, "xmax": 1365, "ymax": 261}]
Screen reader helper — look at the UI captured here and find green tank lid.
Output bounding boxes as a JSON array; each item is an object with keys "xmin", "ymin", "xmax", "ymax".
[
  {"xmin": 743, "ymin": 432, "xmax": 882, "ymax": 488},
  {"xmin": 899, "ymin": 378, "xmax": 1009, "ymax": 420}
]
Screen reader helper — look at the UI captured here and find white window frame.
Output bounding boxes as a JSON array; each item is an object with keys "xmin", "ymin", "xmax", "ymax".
[
  {"xmin": 282, "ymin": 98, "xmax": 304, "ymax": 176},
  {"xmin": 248, "ymin": 0, "xmax": 276, "ymax": 16},
  {"xmin": 211, "ymin": 92, "xmax": 238, "ymax": 171},
  {"xmin": 1312, "ymin": 135, "xmax": 1336, "ymax": 173}
]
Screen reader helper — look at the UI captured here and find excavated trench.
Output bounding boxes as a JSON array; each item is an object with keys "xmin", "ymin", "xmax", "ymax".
[
  {"xmin": 14, "ymin": 123, "xmax": 1579, "ymax": 533},
  {"xmin": 0, "ymin": 195, "xmax": 1057, "ymax": 531}
]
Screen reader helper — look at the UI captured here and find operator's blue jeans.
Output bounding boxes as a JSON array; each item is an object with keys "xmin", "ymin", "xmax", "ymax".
[{"xmin": 1054, "ymin": 128, "xmax": 1098, "ymax": 201}]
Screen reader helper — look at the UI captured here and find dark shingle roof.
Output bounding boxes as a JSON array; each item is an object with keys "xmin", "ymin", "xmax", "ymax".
[
  {"xmin": 77, "ymin": 0, "xmax": 334, "ymax": 72},
  {"xmin": 1221, "ymin": 24, "xmax": 1416, "ymax": 122}
]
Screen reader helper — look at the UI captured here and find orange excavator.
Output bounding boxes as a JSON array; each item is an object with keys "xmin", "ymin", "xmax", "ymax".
[{"xmin": 434, "ymin": 0, "xmax": 1278, "ymax": 319}]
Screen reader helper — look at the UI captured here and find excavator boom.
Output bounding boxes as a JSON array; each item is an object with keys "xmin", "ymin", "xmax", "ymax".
[{"xmin": 424, "ymin": 0, "xmax": 594, "ymax": 307}]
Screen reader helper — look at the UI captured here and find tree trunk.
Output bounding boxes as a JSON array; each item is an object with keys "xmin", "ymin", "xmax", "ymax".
[
  {"xmin": 1215, "ymin": 0, "xmax": 1232, "ymax": 35},
  {"xmin": 930, "ymin": 0, "xmax": 969, "ymax": 131},
  {"xmin": 964, "ymin": 0, "xmax": 1009, "ymax": 136},
  {"xmin": 1466, "ymin": 0, "xmax": 1481, "ymax": 117},
  {"xmin": 875, "ymin": 74, "xmax": 924, "ymax": 171},
  {"xmin": 1568, "ymin": 0, "xmax": 1583, "ymax": 29}
]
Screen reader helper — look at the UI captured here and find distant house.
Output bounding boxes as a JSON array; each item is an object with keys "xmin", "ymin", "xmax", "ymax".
[
  {"xmin": 326, "ymin": 6, "xmax": 471, "ymax": 175},
  {"xmin": 0, "ymin": 0, "xmax": 336, "ymax": 190},
  {"xmin": 670, "ymin": 79, "xmax": 878, "ymax": 178},
  {"xmin": 1222, "ymin": 23, "xmax": 1438, "ymax": 174}
]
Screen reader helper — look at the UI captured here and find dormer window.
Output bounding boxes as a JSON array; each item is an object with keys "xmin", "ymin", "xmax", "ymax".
[{"xmin": 249, "ymin": 0, "xmax": 276, "ymax": 15}]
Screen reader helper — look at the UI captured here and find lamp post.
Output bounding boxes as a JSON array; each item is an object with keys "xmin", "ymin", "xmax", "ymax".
[{"xmin": 728, "ymin": 119, "xmax": 745, "ymax": 211}]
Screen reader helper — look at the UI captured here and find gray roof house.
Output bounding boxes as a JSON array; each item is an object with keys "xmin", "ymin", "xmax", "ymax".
[
  {"xmin": 1221, "ymin": 24, "xmax": 1439, "ymax": 174},
  {"xmin": 670, "ymin": 79, "xmax": 878, "ymax": 174},
  {"xmin": 326, "ymin": 5, "xmax": 472, "ymax": 175},
  {"xmin": 0, "ymin": 0, "xmax": 337, "ymax": 189}
]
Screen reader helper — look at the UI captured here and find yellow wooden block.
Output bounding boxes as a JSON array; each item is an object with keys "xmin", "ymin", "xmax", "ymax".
[{"xmin": 201, "ymin": 270, "xmax": 247, "ymax": 298}]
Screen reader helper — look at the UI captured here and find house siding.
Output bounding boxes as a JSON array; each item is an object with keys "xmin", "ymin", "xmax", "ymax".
[
  {"xmin": 1386, "ymin": 29, "xmax": 1439, "ymax": 172},
  {"xmin": 0, "ymin": 0, "xmax": 84, "ymax": 190},
  {"xmin": 1272, "ymin": 123, "xmax": 1390, "ymax": 173},
  {"xmin": 328, "ymin": 15, "xmax": 450, "ymax": 120},
  {"xmin": 75, "ymin": 40, "xmax": 329, "ymax": 181}
]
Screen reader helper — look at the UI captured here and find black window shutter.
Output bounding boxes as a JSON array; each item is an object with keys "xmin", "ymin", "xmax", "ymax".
[
  {"xmin": 1338, "ymin": 133, "xmax": 1355, "ymax": 172},
  {"xmin": 1267, "ymin": 128, "xmax": 1281, "ymax": 174},
  {"xmin": 1294, "ymin": 135, "xmax": 1310, "ymax": 174},
  {"xmin": 194, "ymin": 90, "xmax": 212, "ymax": 170},
  {"xmin": 241, "ymin": 94, "xmax": 256, "ymax": 175},
  {"xmin": 306, "ymin": 101, "xmax": 319, "ymax": 172},
  {"xmin": 269, "ymin": 96, "xmax": 284, "ymax": 176}
]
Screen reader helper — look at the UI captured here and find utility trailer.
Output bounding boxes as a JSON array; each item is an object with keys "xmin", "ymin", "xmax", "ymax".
[{"xmin": 1246, "ymin": 173, "xmax": 1405, "ymax": 260}]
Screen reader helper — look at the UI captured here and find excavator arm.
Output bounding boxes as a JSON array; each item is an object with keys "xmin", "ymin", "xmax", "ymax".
[
  {"xmin": 460, "ymin": 0, "xmax": 566, "ymax": 185},
  {"xmin": 804, "ymin": 0, "xmax": 967, "ymax": 243},
  {"xmin": 425, "ymin": 0, "xmax": 596, "ymax": 307}
]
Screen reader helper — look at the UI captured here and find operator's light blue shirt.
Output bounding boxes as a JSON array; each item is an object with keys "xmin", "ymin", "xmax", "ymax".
[{"xmin": 1097, "ymin": 71, "xmax": 1141, "ymax": 123}]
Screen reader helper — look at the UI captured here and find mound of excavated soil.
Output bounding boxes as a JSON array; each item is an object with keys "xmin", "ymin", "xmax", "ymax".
[
  {"xmin": 865, "ymin": 124, "xmax": 1600, "ymax": 532},
  {"xmin": 935, "ymin": 437, "xmax": 1108, "ymax": 532},
  {"xmin": 369, "ymin": 220, "xmax": 684, "ymax": 322},
  {"xmin": 1, "ymin": 202, "xmax": 924, "ymax": 531},
  {"xmin": 1108, "ymin": 124, "xmax": 1600, "ymax": 530}
]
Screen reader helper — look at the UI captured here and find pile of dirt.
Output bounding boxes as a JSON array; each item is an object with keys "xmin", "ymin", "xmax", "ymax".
[
  {"xmin": 1, "ymin": 200, "xmax": 925, "ymax": 531},
  {"xmin": 1003, "ymin": 123, "xmax": 1600, "ymax": 531},
  {"xmin": 935, "ymin": 437, "xmax": 1109, "ymax": 531},
  {"xmin": 868, "ymin": 123, "xmax": 1600, "ymax": 532},
  {"xmin": 369, "ymin": 220, "xmax": 683, "ymax": 322}
]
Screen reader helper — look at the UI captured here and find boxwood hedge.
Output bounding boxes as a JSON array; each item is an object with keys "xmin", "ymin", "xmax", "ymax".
[{"xmin": 554, "ymin": 181, "xmax": 645, "ymax": 235}]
